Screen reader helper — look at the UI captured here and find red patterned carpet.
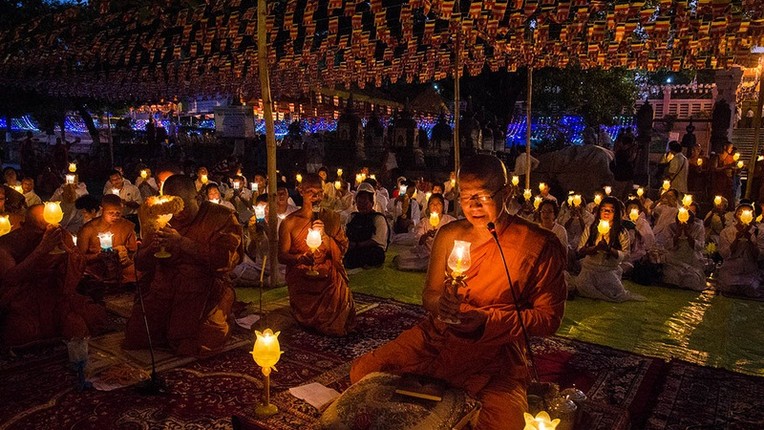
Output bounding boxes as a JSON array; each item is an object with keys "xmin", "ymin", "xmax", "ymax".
[{"xmin": 1, "ymin": 294, "xmax": 762, "ymax": 429}]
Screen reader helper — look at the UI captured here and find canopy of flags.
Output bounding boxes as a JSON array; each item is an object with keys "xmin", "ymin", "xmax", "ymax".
[{"xmin": 0, "ymin": 0, "xmax": 762, "ymax": 102}]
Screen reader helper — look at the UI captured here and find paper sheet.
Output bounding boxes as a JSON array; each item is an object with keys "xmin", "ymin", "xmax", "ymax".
[
  {"xmin": 235, "ymin": 314, "xmax": 261, "ymax": 330},
  {"xmin": 288, "ymin": 382, "xmax": 340, "ymax": 411}
]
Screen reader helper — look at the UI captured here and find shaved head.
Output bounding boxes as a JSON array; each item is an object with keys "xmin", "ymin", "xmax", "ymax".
[
  {"xmin": 163, "ymin": 175, "xmax": 198, "ymax": 201},
  {"xmin": 458, "ymin": 154, "xmax": 508, "ymax": 191},
  {"xmin": 25, "ymin": 204, "xmax": 47, "ymax": 231},
  {"xmin": 300, "ymin": 173, "xmax": 322, "ymax": 189}
]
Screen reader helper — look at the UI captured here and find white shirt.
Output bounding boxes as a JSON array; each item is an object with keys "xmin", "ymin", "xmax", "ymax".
[
  {"xmin": 23, "ymin": 191, "xmax": 42, "ymax": 207},
  {"xmin": 111, "ymin": 183, "xmax": 143, "ymax": 216},
  {"xmin": 513, "ymin": 153, "xmax": 539, "ymax": 176}
]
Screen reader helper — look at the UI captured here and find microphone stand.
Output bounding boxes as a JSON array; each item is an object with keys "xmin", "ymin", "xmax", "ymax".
[
  {"xmin": 134, "ymin": 278, "xmax": 168, "ymax": 395},
  {"xmin": 487, "ymin": 222, "xmax": 540, "ymax": 383}
]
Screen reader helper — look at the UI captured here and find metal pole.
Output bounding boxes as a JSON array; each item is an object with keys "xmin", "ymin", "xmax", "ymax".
[
  {"xmin": 745, "ymin": 70, "xmax": 764, "ymax": 199},
  {"xmin": 258, "ymin": 0, "xmax": 279, "ymax": 288},
  {"xmin": 453, "ymin": 26, "xmax": 461, "ymax": 216},
  {"xmin": 525, "ymin": 67, "xmax": 532, "ymax": 190}
]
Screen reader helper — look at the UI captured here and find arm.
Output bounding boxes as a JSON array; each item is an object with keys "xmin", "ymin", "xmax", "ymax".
[
  {"xmin": 452, "ymin": 238, "xmax": 568, "ymax": 346},
  {"xmin": 175, "ymin": 213, "xmax": 243, "ymax": 272},
  {"xmin": 422, "ymin": 223, "xmax": 454, "ymax": 316},
  {"xmin": 277, "ymin": 217, "xmax": 306, "ymax": 266}
]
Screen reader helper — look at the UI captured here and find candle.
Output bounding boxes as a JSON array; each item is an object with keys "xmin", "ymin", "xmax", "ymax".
[
  {"xmin": 72, "ymin": 234, "xmax": 77, "ymax": 246},
  {"xmin": 737, "ymin": 160, "xmax": 744, "ymax": 169},
  {"xmin": 511, "ymin": 175, "xmax": 520, "ymax": 186},
  {"xmin": 573, "ymin": 194, "xmax": 582, "ymax": 207},
  {"xmin": 740, "ymin": 209, "xmax": 754, "ymax": 226},
  {"xmin": 355, "ymin": 173, "xmax": 363, "ymax": 184},
  {"xmin": 306, "ymin": 228, "xmax": 322, "ymax": 251},
  {"xmin": 447, "ymin": 240, "xmax": 472, "ymax": 275},
  {"xmin": 400, "ymin": 184, "xmax": 408, "ymax": 195},
  {"xmin": 662, "ymin": 180, "xmax": 670, "ymax": 191},
  {"xmin": 210, "ymin": 198, "xmax": 220, "ymax": 204},
  {"xmin": 567, "ymin": 195, "xmax": 574, "ymax": 206},
  {"xmin": 697, "ymin": 158, "xmax": 703, "ymax": 167},
  {"xmin": 201, "ymin": 174, "xmax": 208, "ymax": 184},
  {"xmin": 682, "ymin": 194, "xmax": 693, "ymax": 207},
  {"xmin": 334, "ymin": 180, "xmax": 342, "ymax": 190},
  {"xmin": 538, "ymin": 182, "xmax": 546, "ymax": 192},
  {"xmin": 254, "ymin": 183, "xmax": 259, "ymax": 193},
  {"xmin": 296, "ymin": 173, "xmax": 303, "ymax": 184},
  {"xmin": 637, "ymin": 187, "xmax": 644, "ymax": 197},
  {"xmin": 12, "ymin": 185, "xmax": 23, "ymax": 194},
  {"xmin": 759, "ymin": 155, "xmax": 764, "ymax": 162},
  {"xmin": 43, "ymin": 202, "xmax": 64, "ymax": 225},
  {"xmin": 604, "ymin": 185, "xmax": 612, "ymax": 196},
  {"xmin": 666, "ymin": 152, "xmax": 675, "ymax": 162},
  {"xmin": 97, "ymin": 232, "xmax": 114, "ymax": 251},
  {"xmin": 233, "ymin": 180, "xmax": 241, "ymax": 190},
  {"xmin": 0, "ymin": 215, "xmax": 11, "ymax": 237},
  {"xmin": 629, "ymin": 208, "xmax": 639, "ymax": 222},
  {"xmin": 360, "ymin": 173, "xmax": 367, "ymax": 181},
  {"xmin": 68, "ymin": 162, "xmax": 77, "ymax": 173},
  {"xmin": 254, "ymin": 204, "xmax": 266, "ymax": 221},
  {"xmin": 597, "ymin": 219, "xmax": 610, "ymax": 237},
  {"xmin": 140, "ymin": 169, "xmax": 148, "ymax": 179},
  {"xmin": 425, "ymin": 191, "xmax": 432, "ymax": 201},
  {"xmin": 593, "ymin": 194, "xmax": 602, "ymax": 206},
  {"xmin": 250, "ymin": 182, "xmax": 257, "ymax": 191},
  {"xmin": 369, "ymin": 174, "xmax": 376, "ymax": 180},
  {"xmin": 523, "ymin": 189, "xmax": 532, "ymax": 200},
  {"xmin": 111, "ymin": 188, "xmax": 120, "ymax": 196},
  {"xmin": 429, "ymin": 212, "xmax": 440, "ymax": 227},
  {"xmin": 678, "ymin": 207, "xmax": 690, "ymax": 224},
  {"xmin": 523, "ymin": 411, "xmax": 560, "ymax": 430},
  {"xmin": 733, "ymin": 152, "xmax": 740, "ymax": 161},
  {"xmin": 533, "ymin": 196, "xmax": 543, "ymax": 210},
  {"xmin": 450, "ymin": 178, "xmax": 456, "ymax": 187},
  {"xmin": 714, "ymin": 195, "xmax": 722, "ymax": 206},
  {"xmin": 65, "ymin": 174, "xmax": 75, "ymax": 185},
  {"xmin": 758, "ymin": 214, "xmax": 763, "ymax": 223},
  {"xmin": 337, "ymin": 168, "xmax": 343, "ymax": 177}
]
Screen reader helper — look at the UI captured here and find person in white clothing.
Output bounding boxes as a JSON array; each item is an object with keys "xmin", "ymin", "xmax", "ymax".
[
  {"xmin": 717, "ymin": 202, "xmax": 764, "ymax": 299},
  {"xmin": 660, "ymin": 141, "xmax": 689, "ymax": 193},
  {"xmin": 106, "ymin": 170, "xmax": 142, "ymax": 218},
  {"xmin": 513, "ymin": 146, "xmax": 539, "ymax": 185},
  {"xmin": 621, "ymin": 198, "xmax": 656, "ymax": 271},
  {"xmin": 538, "ymin": 200, "xmax": 568, "ymax": 256},
  {"xmin": 21, "ymin": 177, "xmax": 42, "ymax": 208},
  {"xmin": 569, "ymin": 196, "xmax": 645, "ymax": 302},
  {"xmin": 394, "ymin": 194, "xmax": 456, "ymax": 271},
  {"xmin": 657, "ymin": 207, "xmax": 707, "ymax": 291}
]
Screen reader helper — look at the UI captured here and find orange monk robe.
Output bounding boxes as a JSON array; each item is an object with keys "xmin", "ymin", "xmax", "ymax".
[
  {"xmin": 283, "ymin": 209, "xmax": 356, "ymax": 336},
  {"xmin": 78, "ymin": 217, "xmax": 138, "ymax": 284},
  {"xmin": 351, "ymin": 218, "xmax": 567, "ymax": 430},
  {"xmin": 124, "ymin": 202, "xmax": 243, "ymax": 357},
  {"xmin": 0, "ymin": 228, "xmax": 106, "ymax": 347}
]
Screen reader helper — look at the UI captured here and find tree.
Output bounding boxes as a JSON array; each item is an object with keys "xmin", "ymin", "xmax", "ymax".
[{"xmin": 532, "ymin": 66, "xmax": 638, "ymax": 126}]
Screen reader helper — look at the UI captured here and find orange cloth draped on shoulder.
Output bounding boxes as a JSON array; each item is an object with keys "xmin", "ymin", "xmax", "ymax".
[
  {"xmin": 350, "ymin": 217, "xmax": 567, "ymax": 430},
  {"xmin": 78, "ymin": 217, "xmax": 138, "ymax": 284},
  {"xmin": 0, "ymin": 227, "xmax": 106, "ymax": 347},
  {"xmin": 124, "ymin": 202, "xmax": 243, "ymax": 357},
  {"xmin": 283, "ymin": 209, "xmax": 355, "ymax": 336}
]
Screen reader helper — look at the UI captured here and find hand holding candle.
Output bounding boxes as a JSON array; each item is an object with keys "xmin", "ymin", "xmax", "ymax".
[
  {"xmin": 304, "ymin": 228, "xmax": 323, "ymax": 276},
  {"xmin": 43, "ymin": 202, "xmax": 65, "ymax": 254},
  {"xmin": 0, "ymin": 215, "xmax": 11, "ymax": 237},
  {"xmin": 98, "ymin": 232, "xmax": 114, "ymax": 251},
  {"xmin": 597, "ymin": 220, "xmax": 610, "ymax": 237}
]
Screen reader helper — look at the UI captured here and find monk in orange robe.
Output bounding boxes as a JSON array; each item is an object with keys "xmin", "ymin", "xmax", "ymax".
[
  {"xmin": 124, "ymin": 175, "xmax": 243, "ymax": 357},
  {"xmin": 78, "ymin": 194, "xmax": 138, "ymax": 294},
  {"xmin": 279, "ymin": 173, "xmax": 355, "ymax": 336},
  {"xmin": 0, "ymin": 204, "xmax": 106, "ymax": 347},
  {"xmin": 350, "ymin": 155, "xmax": 567, "ymax": 430}
]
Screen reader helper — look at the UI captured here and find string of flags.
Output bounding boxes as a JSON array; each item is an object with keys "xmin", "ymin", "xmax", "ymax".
[{"xmin": 0, "ymin": 0, "xmax": 762, "ymax": 102}]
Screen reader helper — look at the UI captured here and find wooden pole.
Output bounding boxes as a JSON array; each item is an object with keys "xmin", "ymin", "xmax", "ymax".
[
  {"xmin": 525, "ymin": 67, "xmax": 533, "ymax": 190},
  {"xmin": 453, "ymin": 26, "xmax": 461, "ymax": 216},
  {"xmin": 745, "ymin": 71, "xmax": 764, "ymax": 199},
  {"xmin": 258, "ymin": 0, "xmax": 279, "ymax": 288}
]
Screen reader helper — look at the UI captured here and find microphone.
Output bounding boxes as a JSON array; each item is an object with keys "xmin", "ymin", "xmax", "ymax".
[{"xmin": 487, "ymin": 222, "xmax": 540, "ymax": 383}]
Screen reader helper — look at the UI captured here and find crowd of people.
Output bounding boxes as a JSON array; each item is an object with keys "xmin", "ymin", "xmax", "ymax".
[{"xmin": 2, "ymin": 130, "xmax": 764, "ymax": 429}]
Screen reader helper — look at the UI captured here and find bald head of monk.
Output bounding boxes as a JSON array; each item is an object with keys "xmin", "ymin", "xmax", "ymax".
[
  {"xmin": 163, "ymin": 174, "xmax": 200, "ymax": 224},
  {"xmin": 299, "ymin": 173, "xmax": 324, "ymax": 209},
  {"xmin": 457, "ymin": 154, "xmax": 510, "ymax": 230},
  {"xmin": 25, "ymin": 204, "xmax": 48, "ymax": 232}
]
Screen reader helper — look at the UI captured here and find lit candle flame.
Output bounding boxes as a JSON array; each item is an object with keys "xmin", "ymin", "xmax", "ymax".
[
  {"xmin": 140, "ymin": 169, "xmax": 148, "ymax": 179},
  {"xmin": 337, "ymin": 168, "xmax": 343, "ymax": 177},
  {"xmin": 306, "ymin": 228, "xmax": 322, "ymax": 250},
  {"xmin": 662, "ymin": 180, "xmax": 671, "ymax": 191},
  {"xmin": 534, "ymin": 196, "xmax": 543, "ymax": 210},
  {"xmin": 593, "ymin": 194, "xmax": 602, "ymax": 206},
  {"xmin": 429, "ymin": 212, "xmax": 440, "ymax": 227},
  {"xmin": 714, "ymin": 195, "xmax": 722, "ymax": 207},
  {"xmin": 573, "ymin": 195, "xmax": 582, "ymax": 207},
  {"xmin": 733, "ymin": 152, "xmax": 740, "ymax": 161},
  {"xmin": 68, "ymin": 163, "xmax": 77, "ymax": 173},
  {"xmin": 597, "ymin": 219, "xmax": 610, "ymax": 237},
  {"xmin": 697, "ymin": 158, "xmax": 703, "ymax": 167},
  {"xmin": 0, "ymin": 215, "xmax": 11, "ymax": 237},
  {"xmin": 65, "ymin": 174, "xmax": 75, "ymax": 185},
  {"xmin": 447, "ymin": 240, "xmax": 472, "ymax": 275},
  {"xmin": 538, "ymin": 182, "xmax": 546, "ymax": 192},
  {"xmin": 629, "ymin": 208, "xmax": 639, "ymax": 222},
  {"xmin": 678, "ymin": 207, "xmax": 690, "ymax": 224},
  {"xmin": 296, "ymin": 173, "xmax": 303, "ymax": 184},
  {"xmin": 511, "ymin": 176, "xmax": 520, "ymax": 186},
  {"xmin": 682, "ymin": 194, "xmax": 693, "ymax": 207},
  {"xmin": 334, "ymin": 180, "xmax": 342, "ymax": 190},
  {"xmin": 97, "ymin": 231, "xmax": 114, "ymax": 251},
  {"xmin": 737, "ymin": 160, "xmax": 744, "ymax": 169},
  {"xmin": 523, "ymin": 189, "xmax": 532, "ymax": 200},
  {"xmin": 604, "ymin": 186, "xmax": 612, "ymax": 196},
  {"xmin": 254, "ymin": 204, "xmax": 266, "ymax": 221},
  {"xmin": 740, "ymin": 209, "xmax": 754, "ymax": 226},
  {"xmin": 637, "ymin": 187, "xmax": 644, "ymax": 197}
]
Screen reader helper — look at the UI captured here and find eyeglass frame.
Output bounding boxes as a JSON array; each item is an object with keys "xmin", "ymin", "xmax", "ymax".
[{"xmin": 458, "ymin": 188, "xmax": 502, "ymax": 205}]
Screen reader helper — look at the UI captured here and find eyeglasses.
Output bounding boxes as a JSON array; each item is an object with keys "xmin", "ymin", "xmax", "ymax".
[
  {"xmin": 600, "ymin": 208, "xmax": 615, "ymax": 214},
  {"xmin": 459, "ymin": 189, "xmax": 501, "ymax": 205}
]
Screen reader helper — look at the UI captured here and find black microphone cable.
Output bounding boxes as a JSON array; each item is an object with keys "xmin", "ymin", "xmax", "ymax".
[{"xmin": 487, "ymin": 221, "xmax": 540, "ymax": 383}]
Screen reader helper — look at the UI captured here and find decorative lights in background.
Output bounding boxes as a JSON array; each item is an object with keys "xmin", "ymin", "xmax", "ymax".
[{"xmin": 505, "ymin": 115, "xmax": 636, "ymax": 147}]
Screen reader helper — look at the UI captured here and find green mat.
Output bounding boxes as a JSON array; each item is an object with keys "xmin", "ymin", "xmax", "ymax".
[{"xmin": 236, "ymin": 245, "xmax": 764, "ymax": 377}]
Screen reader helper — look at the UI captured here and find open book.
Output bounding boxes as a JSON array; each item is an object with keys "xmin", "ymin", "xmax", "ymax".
[{"xmin": 394, "ymin": 373, "xmax": 447, "ymax": 402}]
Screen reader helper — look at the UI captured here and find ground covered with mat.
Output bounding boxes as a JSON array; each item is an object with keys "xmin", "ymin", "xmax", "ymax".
[{"xmin": 2, "ymin": 289, "xmax": 763, "ymax": 429}]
